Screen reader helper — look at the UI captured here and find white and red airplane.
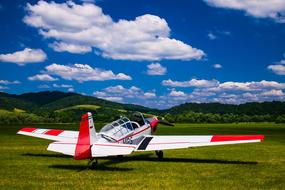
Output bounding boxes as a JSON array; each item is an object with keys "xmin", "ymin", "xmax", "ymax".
[{"xmin": 17, "ymin": 112, "xmax": 264, "ymax": 166}]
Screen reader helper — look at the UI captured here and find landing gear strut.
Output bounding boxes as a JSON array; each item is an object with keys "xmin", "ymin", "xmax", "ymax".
[
  {"xmin": 88, "ymin": 158, "xmax": 98, "ymax": 169},
  {"xmin": 155, "ymin": 150, "xmax": 163, "ymax": 160}
]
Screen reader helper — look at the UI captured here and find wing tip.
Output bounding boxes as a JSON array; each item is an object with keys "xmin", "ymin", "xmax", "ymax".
[
  {"xmin": 211, "ymin": 135, "xmax": 265, "ymax": 142},
  {"xmin": 17, "ymin": 128, "xmax": 36, "ymax": 134}
]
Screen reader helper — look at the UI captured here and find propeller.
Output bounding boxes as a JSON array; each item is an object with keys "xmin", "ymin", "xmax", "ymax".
[
  {"xmin": 146, "ymin": 116, "xmax": 174, "ymax": 134},
  {"xmin": 158, "ymin": 119, "xmax": 174, "ymax": 126}
]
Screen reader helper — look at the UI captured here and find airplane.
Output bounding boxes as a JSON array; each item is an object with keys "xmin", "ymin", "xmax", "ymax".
[{"xmin": 17, "ymin": 112, "xmax": 264, "ymax": 167}]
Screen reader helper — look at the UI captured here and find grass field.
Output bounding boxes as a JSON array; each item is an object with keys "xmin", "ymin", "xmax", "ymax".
[{"xmin": 0, "ymin": 123, "xmax": 284, "ymax": 190}]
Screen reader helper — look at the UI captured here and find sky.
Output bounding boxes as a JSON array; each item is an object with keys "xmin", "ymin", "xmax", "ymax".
[{"xmin": 0, "ymin": 0, "xmax": 285, "ymax": 109}]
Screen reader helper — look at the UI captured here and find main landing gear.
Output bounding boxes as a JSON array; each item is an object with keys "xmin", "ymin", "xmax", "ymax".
[
  {"xmin": 88, "ymin": 158, "xmax": 98, "ymax": 169},
  {"xmin": 155, "ymin": 150, "xmax": 163, "ymax": 160}
]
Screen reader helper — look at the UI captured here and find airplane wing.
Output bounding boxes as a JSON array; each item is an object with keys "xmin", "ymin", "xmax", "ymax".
[
  {"xmin": 17, "ymin": 128, "xmax": 78, "ymax": 142},
  {"xmin": 135, "ymin": 135, "xmax": 264, "ymax": 151}
]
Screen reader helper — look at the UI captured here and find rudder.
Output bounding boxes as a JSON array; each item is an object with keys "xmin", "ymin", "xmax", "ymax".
[{"xmin": 74, "ymin": 112, "xmax": 96, "ymax": 160}]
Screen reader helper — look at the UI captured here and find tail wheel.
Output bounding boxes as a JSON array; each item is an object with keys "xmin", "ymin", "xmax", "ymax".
[{"xmin": 155, "ymin": 150, "xmax": 163, "ymax": 160}]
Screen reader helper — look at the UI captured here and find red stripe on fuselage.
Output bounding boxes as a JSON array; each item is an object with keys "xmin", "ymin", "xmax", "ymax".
[
  {"xmin": 149, "ymin": 142, "xmax": 190, "ymax": 145},
  {"xmin": 44, "ymin": 129, "xmax": 64, "ymax": 136},
  {"xmin": 211, "ymin": 135, "xmax": 264, "ymax": 142},
  {"xmin": 20, "ymin": 128, "xmax": 36, "ymax": 132},
  {"xmin": 95, "ymin": 144, "xmax": 135, "ymax": 148},
  {"xmin": 116, "ymin": 126, "xmax": 151, "ymax": 142}
]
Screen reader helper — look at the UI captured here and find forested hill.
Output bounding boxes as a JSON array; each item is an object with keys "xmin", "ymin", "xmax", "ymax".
[
  {"xmin": 0, "ymin": 91, "xmax": 157, "ymax": 113},
  {"xmin": 0, "ymin": 91, "xmax": 285, "ymax": 123},
  {"xmin": 165, "ymin": 101, "xmax": 285, "ymax": 115}
]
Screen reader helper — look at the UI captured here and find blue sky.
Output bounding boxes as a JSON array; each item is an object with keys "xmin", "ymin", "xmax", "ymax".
[{"xmin": 0, "ymin": 0, "xmax": 285, "ymax": 108}]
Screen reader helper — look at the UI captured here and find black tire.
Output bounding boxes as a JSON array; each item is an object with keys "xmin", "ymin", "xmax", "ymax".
[{"xmin": 156, "ymin": 151, "xmax": 163, "ymax": 160}]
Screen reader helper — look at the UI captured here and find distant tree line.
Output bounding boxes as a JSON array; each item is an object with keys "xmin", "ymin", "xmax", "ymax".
[
  {"xmin": 1, "ymin": 109, "xmax": 285, "ymax": 124},
  {"xmin": 163, "ymin": 112, "xmax": 285, "ymax": 123}
]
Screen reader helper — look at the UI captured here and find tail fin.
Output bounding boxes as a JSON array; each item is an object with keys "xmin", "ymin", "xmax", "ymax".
[{"xmin": 74, "ymin": 112, "xmax": 96, "ymax": 160}]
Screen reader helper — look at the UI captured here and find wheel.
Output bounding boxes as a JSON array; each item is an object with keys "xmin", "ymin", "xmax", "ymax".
[
  {"xmin": 88, "ymin": 158, "xmax": 98, "ymax": 169},
  {"xmin": 155, "ymin": 150, "xmax": 163, "ymax": 160},
  {"xmin": 91, "ymin": 161, "xmax": 98, "ymax": 168}
]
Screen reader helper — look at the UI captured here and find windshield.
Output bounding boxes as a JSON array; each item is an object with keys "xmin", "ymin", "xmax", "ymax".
[{"xmin": 99, "ymin": 117, "xmax": 134, "ymax": 140}]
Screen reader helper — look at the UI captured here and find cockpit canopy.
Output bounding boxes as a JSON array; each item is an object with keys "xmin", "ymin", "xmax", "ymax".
[{"xmin": 99, "ymin": 112, "xmax": 147, "ymax": 141}]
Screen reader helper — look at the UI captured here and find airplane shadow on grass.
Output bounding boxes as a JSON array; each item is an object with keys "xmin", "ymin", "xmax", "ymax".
[
  {"xmin": 22, "ymin": 153, "xmax": 72, "ymax": 158},
  {"xmin": 22, "ymin": 152, "xmax": 257, "ymax": 171},
  {"xmin": 102, "ymin": 153, "xmax": 258, "ymax": 165},
  {"xmin": 49, "ymin": 164, "xmax": 133, "ymax": 172}
]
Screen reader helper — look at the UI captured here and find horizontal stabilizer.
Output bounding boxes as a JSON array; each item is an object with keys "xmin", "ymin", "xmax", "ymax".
[
  {"xmin": 47, "ymin": 142, "xmax": 76, "ymax": 156},
  {"xmin": 17, "ymin": 128, "xmax": 78, "ymax": 142}
]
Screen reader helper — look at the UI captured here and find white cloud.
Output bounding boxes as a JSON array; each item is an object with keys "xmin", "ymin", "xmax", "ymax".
[
  {"xmin": 28, "ymin": 74, "xmax": 58, "ymax": 81},
  {"xmin": 204, "ymin": 0, "xmax": 285, "ymax": 23},
  {"xmin": 24, "ymin": 1, "xmax": 205, "ymax": 61},
  {"xmin": 261, "ymin": 89, "xmax": 284, "ymax": 96},
  {"xmin": 268, "ymin": 64, "xmax": 285, "ymax": 75},
  {"xmin": 157, "ymin": 78, "xmax": 285, "ymax": 108},
  {"xmin": 162, "ymin": 79, "xmax": 219, "ymax": 88},
  {"xmin": 146, "ymin": 63, "xmax": 167, "ymax": 75},
  {"xmin": 0, "ymin": 48, "xmax": 47, "ymax": 65},
  {"xmin": 213, "ymin": 64, "xmax": 222, "ymax": 69},
  {"xmin": 102, "ymin": 96, "xmax": 123, "ymax": 102},
  {"xmin": 163, "ymin": 78, "xmax": 285, "ymax": 92},
  {"xmin": 279, "ymin": 59, "xmax": 285, "ymax": 64},
  {"xmin": 53, "ymin": 84, "xmax": 73, "ymax": 88},
  {"xmin": 68, "ymin": 88, "xmax": 75, "ymax": 92},
  {"xmin": 169, "ymin": 89, "xmax": 187, "ymax": 97},
  {"xmin": 49, "ymin": 42, "xmax": 92, "ymax": 54},
  {"xmin": 0, "ymin": 85, "xmax": 8, "ymax": 90},
  {"xmin": 104, "ymin": 85, "xmax": 126, "ymax": 93},
  {"xmin": 208, "ymin": 32, "xmax": 217, "ymax": 40},
  {"xmin": 93, "ymin": 85, "xmax": 157, "ymax": 103},
  {"xmin": 144, "ymin": 92, "xmax": 156, "ymax": 98},
  {"xmin": 38, "ymin": 84, "xmax": 50, "ymax": 89},
  {"xmin": 267, "ymin": 57, "xmax": 285, "ymax": 75},
  {"xmin": 0, "ymin": 80, "xmax": 20, "ymax": 85},
  {"xmin": 44, "ymin": 63, "xmax": 131, "ymax": 82}
]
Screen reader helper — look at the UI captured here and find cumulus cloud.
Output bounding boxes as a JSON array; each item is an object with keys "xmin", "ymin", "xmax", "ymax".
[
  {"xmin": 93, "ymin": 85, "xmax": 156, "ymax": 103},
  {"xmin": 213, "ymin": 64, "xmax": 222, "ymax": 69},
  {"xmin": 24, "ymin": 1, "xmax": 205, "ymax": 61},
  {"xmin": 68, "ymin": 88, "xmax": 75, "ymax": 92},
  {"xmin": 162, "ymin": 79, "xmax": 219, "ymax": 88},
  {"xmin": 157, "ymin": 78, "xmax": 285, "ymax": 108},
  {"xmin": 267, "ymin": 59, "xmax": 285, "ymax": 75},
  {"xmin": 0, "ymin": 86, "xmax": 9, "ymax": 90},
  {"xmin": 0, "ymin": 48, "xmax": 47, "ymax": 65},
  {"xmin": 0, "ymin": 80, "xmax": 20, "ymax": 85},
  {"xmin": 52, "ymin": 84, "xmax": 73, "ymax": 88},
  {"xmin": 44, "ymin": 63, "xmax": 131, "ymax": 82},
  {"xmin": 163, "ymin": 78, "xmax": 285, "ymax": 91},
  {"xmin": 49, "ymin": 42, "xmax": 92, "ymax": 54},
  {"xmin": 144, "ymin": 92, "xmax": 156, "ymax": 98},
  {"xmin": 28, "ymin": 74, "xmax": 58, "ymax": 81},
  {"xmin": 204, "ymin": 0, "xmax": 285, "ymax": 23},
  {"xmin": 38, "ymin": 84, "xmax": 50, "ymax": 89},
  {"xmin": 169, "ymin": 89, "xmax": 187, "ymax": 97},
  {"xmin": 146, "ymin": 63, "xmax": 167, "ymax": 75}
]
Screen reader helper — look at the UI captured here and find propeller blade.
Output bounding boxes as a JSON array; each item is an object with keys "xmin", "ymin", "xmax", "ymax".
[{"xmin": 158, "ymin": 120, "xmax": 174, "ymax": 126}]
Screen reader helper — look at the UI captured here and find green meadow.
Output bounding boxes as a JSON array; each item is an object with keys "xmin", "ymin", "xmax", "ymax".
[{"xmin": 0, "ymin": 123, "xmax": 284, "ymax": 190}]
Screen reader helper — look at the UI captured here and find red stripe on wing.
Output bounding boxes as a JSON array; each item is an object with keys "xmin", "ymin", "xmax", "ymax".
[
  {"xmin": 44, "ymin": 129, "xmax": 64, "ymax": 136},
  {"xmin": 211, "ymin": 135, "xmax": 264, "ymax": 142},
  {"xmin": 20, "ymin": 128, "xmax": 37, "ymax": 132}
]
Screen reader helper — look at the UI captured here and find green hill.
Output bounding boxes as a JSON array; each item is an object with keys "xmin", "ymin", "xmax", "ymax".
[{"xmin": 0, "ymin": 91, "xmax": 284, "ymax": 124}]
